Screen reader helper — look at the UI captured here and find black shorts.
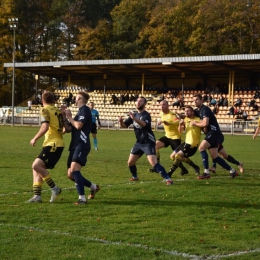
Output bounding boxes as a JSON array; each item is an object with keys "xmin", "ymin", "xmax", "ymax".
[
  {"xmin": 217, "ymin": 132, "xmax": 224, "ymax": 152},
  {"xmin": 38, "ymin": 146, "xmax": 64, "ymax": 169},
  {"xmin": 130, "ymin": 142, "xmax": 156, "ymax": 157},
  {"xmin": 158, "ymin": 136, "xmax": 181, "ymax": 150},
  {"xmin": 175, "ymin": 143, "xmax": 198, "ymax": 158},
  {"xmin": 204, "ymin": 131, "xmax": 222, "ymax": 149},
  {"xmin": 67, "ymin": 146, "xmax": 90, "ymax": 168},
  {"xmin": 91, "ymin": 123, "xmax": 97, "ymax": 134}
]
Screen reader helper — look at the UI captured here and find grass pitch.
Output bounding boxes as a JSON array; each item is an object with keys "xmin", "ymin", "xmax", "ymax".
[{"xmin": 0, "ymin": 126, "xmax": 259, "ymax": 260}]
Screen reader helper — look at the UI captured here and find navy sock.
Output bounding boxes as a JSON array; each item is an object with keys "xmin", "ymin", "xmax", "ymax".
[
  {"xmin": 226, "ymin": 155, "xmax": 239, "ymax": 166},
  {"xmin": 154, "ymin": 163, "xmax": 170, "ymax": 179},
  {"xmin": 200, "ymin": 150, "xmax": 209, "ymax": 169},
  {"xmin": 129, "ymin": 165, "xmax": 137, "ymax": 178},
  {"xmin": 212, "ymin": 161, "xmax": 217, "ymax": 168},
  {"xmin": 69, "ymin": 178, "xmax": 81, "ymax": 194},
  {"xmin": 213, "ymin": 156, "xmax": 232, "ymax": 171},
  {"xmin": 72, "ymin": 171, "xmax": 85, "ymax": 195}
]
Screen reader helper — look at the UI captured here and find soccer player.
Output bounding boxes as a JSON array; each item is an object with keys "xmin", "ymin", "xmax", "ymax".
[
  {"xmin": 27, "ymin": 91, "xmax": 63, "ymax": 203},
  {"xmin": 118, "ymin": 97, "xmax": 173, "ymax": 185},
  {"xmin": 252, "ymin": 117, "xmax": 260, "ymax": 139},
  {"xmin": 167, "ymin": 106, "xmax": 201, "ymax": 177},
  {"xmin": 63, "ymin": 91, "xmax": 100, "ymax": 205},
  {"xmin": 88, "ymin": 102, "xmax": 101, "ymax": 150},
  {"xmin": 190, "ymin": 94, "xmax": 238, "ymax": 179},
  {"xmin": 149, "ymin": 100, "xmax": 189, "ymax": 175}
]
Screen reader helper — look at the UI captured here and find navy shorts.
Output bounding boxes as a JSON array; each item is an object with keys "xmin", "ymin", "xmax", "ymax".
[
  {"xmin": 90, "ymin": 123, "xmax": 97, "ymax": 134},
  {"xmin": 158, "ymin": 136, "xmax": 181, "ymax": 150},
  {"xmin": 175, "ymin": 143, "xmax": 198, "ymax": 158},
  {"xmin": 204, "ymin": 131, "xmax": 222, "ymax": 149},
  {"xmin": 130, "ymin": 142, "xmax": 156, "ymax": 157},
  {"xmin": 38, "ymin": 146, "xmax": 64, "ymax": 169},
  {"xmin": 67, "ymin": 146, "xmax": 90, "ymax": 168}
]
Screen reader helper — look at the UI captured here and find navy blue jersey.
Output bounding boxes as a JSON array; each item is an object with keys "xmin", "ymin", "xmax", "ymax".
[
  {"xmin": 69, "ymin": 105, "xmax": 92, "ymax": 151},
  {"xmin": 124, "ymin": 111, "xmax": 156, "ymax": 144},
  {"xmin": 194, "ymin": 105, "xmax": 220, "ymax": 132}
]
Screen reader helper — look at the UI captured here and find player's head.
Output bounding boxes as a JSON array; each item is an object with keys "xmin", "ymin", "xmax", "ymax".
[
  {"xmin": 89, "ymin": 101, "xmax": 94, "ymax": 109},
  {"xmin": 136, "ymin": 96, "xmax": 147, "ymax": 111},
  {"xmin": 76, "ymin": 91, "xmax": 90, "ymax": 106},
  {"xmin": 184, "ymin": 105, "xmax": 194, "ymax": 118},
  {"xmin": 193, "ymin": 94, "xmax": 203, "ymax": 108},
  {"xmin": 42, "ymin": 91, "xmax": 55, "ymax": 105},
  {"xmin": 159, "ymin": 100, "xmax": 169, "ymax": 113}
]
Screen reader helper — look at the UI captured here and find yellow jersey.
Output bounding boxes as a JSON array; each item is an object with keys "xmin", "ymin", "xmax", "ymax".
[
  {"xmin": 258, "ymin": 117, "xmax": 260, "ymax": 127},
  {"xmin": 40, "ymin": 105, "xmax": 64, "ymax": 147},
  {"xmin": 160, "ymin": 111, "xmax": 181, "ymax": 140},
  {"xmin": 184, "ymin": 116, "xmax": 201, "ymax": 147}
]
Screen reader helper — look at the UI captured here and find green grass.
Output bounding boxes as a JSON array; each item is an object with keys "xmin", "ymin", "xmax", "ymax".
[{"xmin": 0, "ymin": 126, "xmax": 259, "ymax": 260}]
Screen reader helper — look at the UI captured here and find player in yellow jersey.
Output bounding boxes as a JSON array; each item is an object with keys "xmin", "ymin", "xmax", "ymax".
[
  {"xmin": 167, "ymin": 106, "xmax": 201, "ymax": 177},
  {"xmin": 149, "ymin": 100, "xmax": 189, "ymax": 175},
  {"xmin": 27, "ymin": 91, "xmax": 64, "ymax": 203}
]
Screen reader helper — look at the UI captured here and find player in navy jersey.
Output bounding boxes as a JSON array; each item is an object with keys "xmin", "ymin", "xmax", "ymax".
[
  {"xmin": 89, "ymin": 102, "xmax": 101, "ymax": 150},
  {"xmin": 118, "ymin": 97, "xmax": 173, "ymax": 185},
  {"xmin": 190, "ymin": 94, "xmax": 238, "ymax": 179},
  {"xmin": 63, "ymin": 91, "xmax": 100, "ymax": 204}
]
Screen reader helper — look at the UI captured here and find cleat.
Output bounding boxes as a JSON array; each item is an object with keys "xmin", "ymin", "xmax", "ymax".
[
  {"xmin": 88, "ymin": 185, "xmax": 100, "ymax": 200},
  {"xmin": 94, "ymin": 147, "xmax": 98, "ymax": 150},
  {"xmin": 230, "ymin": 170, "xmax": 239, "ymax": 178},
  {"xmin": 209, "ymin": 167, "xmax": 216, "ymax": 174},
  {"xmin": 194, "ymin": 165, "xmax": 200, "ymax": 175},
  {"xmin": 180, "ymin": 168, "xmax": 189, "ymax": 176},
  {"xmin": 166, "ymin": 179, "xmax": 174, "ymax": 185},
  {"xmin": 197, "ymin": 173, "xmax": 211, "ymax": 180},
  {"xmin": 238, "ymin": 163, "xmax": 244, "ymax": 173},
  {"xmin": 75, "ymin": 199, "xmax": 87, "ymax": 205},
  {"xmin": 149, "ymin": 168, "xmax": 158, "ymax": 173},
  {"xmin": 129, "ymin": 177, "xmax": 139, "ymax": 181},
  {"xmin": 26, "ymin": 196, "xmax": 42, "ymax": 203},
  {"xmin": 50, "ymin": 186, "xmax": 62, "ymax": 203}
]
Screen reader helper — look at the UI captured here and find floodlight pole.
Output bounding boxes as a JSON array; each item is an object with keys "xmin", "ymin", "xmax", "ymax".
[
  {"xmin": 181, "ymin": 72, "xmax": 185, "ymax": 102},
  {"xmin": 103, "ymin": 74, "xmax": 107, "ymax": 106},
  {"xmin": 8, "ymin": 18, "xmax": 18, "ymax": 126}
]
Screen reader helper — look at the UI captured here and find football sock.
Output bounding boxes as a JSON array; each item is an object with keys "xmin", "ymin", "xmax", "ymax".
[
  {"xmin": 200, "ymin": 150, "xmax": 209, "ymax": 169},
  {"xmin": 42, "ymin": 174, "xmax": 55, "ymax": 188},
  {"xmin": 79, "ymin": 195, "xmax": 86, "ymax": 201},
  {"xmin": 156, "ymin": 150, "xmax": 160, "ymax": 164},
  {"xmin": 179, "ymin": 162, "xmax": 187, "ymax": 172},
  {"xmin": 213, "ymin": 156, "xmax": 232, "ymax": 171},
  {"xmin": 153, "ymin": 163, "xmax": 169, "ymax": 179},
  {"xmin": 212, "ymin": 161, "xmax": 217, "ymax": 169},
  {"xmin": 183, "ymin": 157, "xmax": 197, "ymax": 169},
  {"xmin": 33, "ymin": 182, "xmax": 42, "ymax": 196},
  {"xmin": 226, "ymin": 155, "xmax": 239, "ymax": 165},
  {"xmin": 72, "ymin": 171, "xmax": 85, "ymax": 195},
  {"xmin": 93, "ymin": 137, "xmax": 98, "ymax": 148},
  {"xmin": 129, "ymin": 165, "xmax": 138, "ymax": 178},
  {"xmin": 90, "ymin": 183, "xmax": 97, "ymax": 190}
]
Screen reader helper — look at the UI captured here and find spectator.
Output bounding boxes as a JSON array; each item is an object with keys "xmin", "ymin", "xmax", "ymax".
[
  {"xmin": 110, "ymin": 94, "xmax": 119, "ymax": 105},
  {"xmin": 28, "ymin": 100, "xmax": 32, "ymax": 110},
  {"xmin": 217, "ymin": 95, "xmax": 224, "ymax": 106},
  {"xmin": 248, "ymin": 99, "xmax": 256, "ymax": 108},
  {"xmin": 210, "ymin": 97, "xmax": 217, "ymax": 106},
  {"xmin": 242, "ymin": 110, "xmax": 248, "ymax": 121},
  {"xmin": 252, "ymin": 103, "xmax": 259, "ymax": 111},
  {"xmin": 119, "ymin": 94, "xmax": 125, "ymax": 105},
  {"xmin": 227, "ymin": 105, "xmax": 235, "ymax": 115},
  {"xmin": 63, "ymin": 92, "xmax": 73, "ymax": 107},
  {"xmin": 254, "ymin": 91, "xmax": 260, "ymax": 99},
  {"xmin": 234, "ymin": 97, "xmax": 243, "ymax": 107},
  {"xmin": 223, "ymin": 97, "xmax": 228, "ymax": 106}
]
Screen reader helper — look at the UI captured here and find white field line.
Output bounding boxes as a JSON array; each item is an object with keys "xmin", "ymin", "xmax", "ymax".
[
  {"xmin": 0, "ymin": 223, "xmax": 259, "ymax": 260},
  {"xmin": 1, "ymin": 180, "xmax": 259, "ymax": 259}
]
